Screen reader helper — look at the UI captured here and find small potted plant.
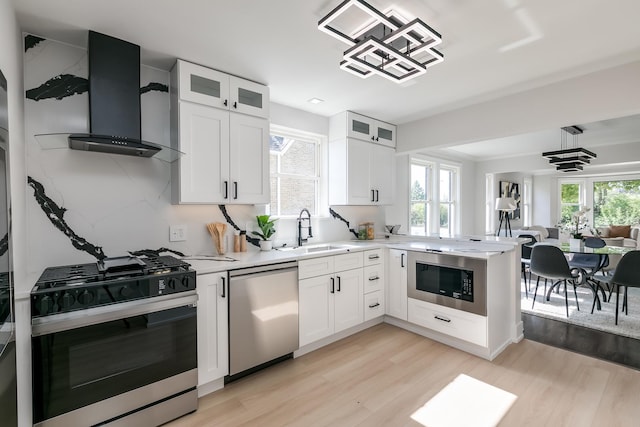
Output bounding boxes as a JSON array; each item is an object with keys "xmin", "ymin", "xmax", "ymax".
[{"xmin": 252, "ymin": 214, "xmax": 277, "ymax": 251}]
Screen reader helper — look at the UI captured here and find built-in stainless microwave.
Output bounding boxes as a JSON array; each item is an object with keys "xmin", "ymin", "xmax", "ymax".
[{"xmin": 408, "ymin": 251, "xmax": 487, "ymax": 316}]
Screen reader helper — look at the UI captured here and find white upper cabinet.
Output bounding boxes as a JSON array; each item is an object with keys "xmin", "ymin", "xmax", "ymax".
[
  {"xmin": 171, "ymin": 60, "xmax": 270, "ymax": 204},
  {"xmin": 175, "ymin": 59, "xmax": 269, "ymax": 119},
  {"xmin": 228, "ymin": 113, "xmax": 270, "ymax": 204},
  {"xmin": 330, "ymin": 111, "xmax": 396, "ymax": 148},
  {"xmin": 328, "ymin": 138, "xmax": 395, "ymax": 205}
]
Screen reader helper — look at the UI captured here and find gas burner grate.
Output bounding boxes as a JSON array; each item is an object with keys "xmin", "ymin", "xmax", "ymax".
[
  {"xmin": 36, "ymin": 264, "xmax": 101, "ymax": 288},
  {"xmin": 143, "ymin": 255, "xmax": 191, "ymax": 273}
]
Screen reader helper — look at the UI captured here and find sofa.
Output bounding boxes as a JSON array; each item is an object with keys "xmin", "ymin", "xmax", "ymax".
[{"xmin": 590, "ymin": 225, "xmax": 640, "ymax": 248}]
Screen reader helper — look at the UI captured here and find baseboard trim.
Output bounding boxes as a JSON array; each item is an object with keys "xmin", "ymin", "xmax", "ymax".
[{"xmin": 294, "ymin": 317, "xmax": 384, "ymax": 358}]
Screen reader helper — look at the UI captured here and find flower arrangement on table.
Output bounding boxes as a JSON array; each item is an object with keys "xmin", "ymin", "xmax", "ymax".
[{"xmin": 560, "ymin": 206, "xmax": 591, "ymax": 239}]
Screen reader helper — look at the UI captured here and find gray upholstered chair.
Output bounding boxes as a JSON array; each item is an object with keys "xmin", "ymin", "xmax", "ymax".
[
  {"xmin": 530, "ymin": 245, "xmax": 581, "ymax": 317},
  {"xmin": 593, "ymin": 250, "xmax": 640, "ymax": 325}
]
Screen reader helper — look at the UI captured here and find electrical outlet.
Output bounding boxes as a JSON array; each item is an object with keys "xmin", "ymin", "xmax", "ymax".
[{"xmin": 169, "ymin": 225, "xmax": 187, "ymax": 242}]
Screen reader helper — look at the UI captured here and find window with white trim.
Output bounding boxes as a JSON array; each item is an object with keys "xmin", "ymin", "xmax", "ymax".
[
  {"xmin": 559, "ymin": 180, "xmax": 585, "ymax": 226},
  {"xmin": 268, "ymin": 126, "xmax": 323, "ymax": 217},
  {"xmin": 410, "ymin": 161, "xmax": 434, "ymax": 236},
  {"xmin": 410, "ymin": 157, "xmax": 460, "ymax": 237}
]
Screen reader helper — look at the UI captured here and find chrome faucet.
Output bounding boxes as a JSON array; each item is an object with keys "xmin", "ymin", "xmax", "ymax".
[{"xmin": 297, "ymin": 208, "xmax": 313, "ymax": 247}]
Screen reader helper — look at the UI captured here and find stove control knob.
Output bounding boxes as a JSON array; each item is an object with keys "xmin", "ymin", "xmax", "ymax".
[
  {"xmin": 38, "ymin": 295, "xmax": 54, "ymax": 316},
  {"xmin": 167, "ymin": 278, "xmax": 177, "ymax": 290},
  {"xmin": 78, "ymin": 290, "xmax": 95, "ymax": 305},
  {"xmin": 181, "ymin": 275, "xmax": 193, "ymax": 289},
  {"xmin": 60, "ymin": 292, "xmax": 75, "ymax": 309},
  {"xmin": 119, "ymin": 285, "xmax": 133, "ymax": 298}
]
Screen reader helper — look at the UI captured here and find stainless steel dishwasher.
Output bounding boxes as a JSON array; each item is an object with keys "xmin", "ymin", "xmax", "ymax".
[{"xmin": 227, "ymin": 261, "xmax": 298, "ymax": 381}]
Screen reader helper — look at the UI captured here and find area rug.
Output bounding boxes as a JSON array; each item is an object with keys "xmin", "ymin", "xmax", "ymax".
[
  {"xmin": 521, "ymin": 279, "xmax": 640, "ymax": 339},
  {"xmin": 411, "ymin": 374, "xmax": 517, "ymax": 427}
]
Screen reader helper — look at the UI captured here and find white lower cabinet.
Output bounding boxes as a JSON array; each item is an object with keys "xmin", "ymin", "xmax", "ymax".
[
  {"xmin": 364, "ymin": 290, "xmax": 384, "ymax": 321},
  {"xmin": 196, "ymin": 272, "xmax": 228, "ymax": 387},
  {"xmin": 407, "ymin": 298, "xmax": 487, "ymax": 347},
  {"xmin": 363, "ymin": 248, "xmax": 385, "ymax": 320},
  {"xmin": 386, "ymin": 249, "xmax": 407, "ymax": 320},
  {"xmin": 299, "ymin": 253, "xmax": 364, "ymax": 347}
]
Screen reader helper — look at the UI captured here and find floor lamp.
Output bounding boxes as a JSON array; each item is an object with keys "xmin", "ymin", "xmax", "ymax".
[{"xmin": 495, "ymin": 197, "xmax": 516, "ymax": 237}]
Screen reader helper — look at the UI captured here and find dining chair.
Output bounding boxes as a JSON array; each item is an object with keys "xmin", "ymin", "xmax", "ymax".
[
  {"xmin": 568, "ymin": 237, "xmax": 609, "ymax": 313},
  {"xmin": 530, "ymin": 245, "xmax": 581, "ymax": 317},
  {"xmin": 519, "ymin": 234, "xmax": 537, "ymax": 298},
  {"xmin": 592, "ymin": 250, "xmax": 640, "ymax": 325}
]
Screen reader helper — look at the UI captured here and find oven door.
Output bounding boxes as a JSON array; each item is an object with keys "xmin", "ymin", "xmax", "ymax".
[{"xmin": 32, "ymin": 292, "xmax": 197, "ymax": 426}]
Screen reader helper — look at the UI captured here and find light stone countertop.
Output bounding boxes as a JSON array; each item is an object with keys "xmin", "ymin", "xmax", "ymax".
[{"xmin": 185, "ymin": 236, "xmax": 516, "ymax": 275}]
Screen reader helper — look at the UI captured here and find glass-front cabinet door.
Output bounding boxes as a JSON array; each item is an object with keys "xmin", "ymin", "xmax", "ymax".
[
  {"xmin": 347, "ymin": 112, "xmax": 374, "ymax": 142},
  {"xmin": 177, "ymin": 60, "xmax": 230, "ymax": 110},
  {"xmin": 374, "ymin": 120, "xmax": 396, "ymax": 148},
  {"xmin": 229, "ymin": 77, "xmax": 269, "ymax": 119}
]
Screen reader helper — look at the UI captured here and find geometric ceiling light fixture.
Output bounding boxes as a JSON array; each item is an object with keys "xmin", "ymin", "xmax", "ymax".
[
  {"xmin": 318, "ymin": 0, "xmax": 444, "ymax": 83},
  {"xmin": 542, "ymin": 125, "xmax": 597, "ymax": 172}
]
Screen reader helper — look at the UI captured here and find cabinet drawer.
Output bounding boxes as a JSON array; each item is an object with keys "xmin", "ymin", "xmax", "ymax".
[
  {"xmin": 363, "ymin": 248, "xmax": 383, "ymax": 266},
  {"xmin": 299, "ymin": 256, "xmax": 335, "ymax": 280},
  {"xmin": 407, "ymin": 298, "xmax": 487, "ymax": 347},
  {"xmin": 334, "ymin": 252, "xmax": 363, "ymax": 272},
  {"xmin": 363, "ymin": 264, "xmax": 383, "ymax": 294},
  {"xmin": 364, "ymin": 291, "xmax": 384, "ymax": 321}
]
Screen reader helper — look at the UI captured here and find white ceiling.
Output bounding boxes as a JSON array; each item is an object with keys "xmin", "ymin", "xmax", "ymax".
[{"xmin": 11, "ymin": 0, "xmax": 640, "ymax": 159}]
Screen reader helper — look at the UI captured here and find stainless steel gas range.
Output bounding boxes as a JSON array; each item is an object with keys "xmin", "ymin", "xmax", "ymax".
[{"xmin": 31, "ymin": 255, "xmax": 198, "ymax": 427}]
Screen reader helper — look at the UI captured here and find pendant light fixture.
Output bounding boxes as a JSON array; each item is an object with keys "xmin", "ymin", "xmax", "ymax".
[
  {"xmin": 542, "ymin": 126, "xmax": 596, "ymax": 172},
  {"xmin": 318, "ymin": 0, "xmax": 444, "ymax": 83}
]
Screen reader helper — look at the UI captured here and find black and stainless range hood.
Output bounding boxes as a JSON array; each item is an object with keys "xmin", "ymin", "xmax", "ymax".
[{"xmin": 68, "ymin": 31, "xmax": 161, "ymax": 158}]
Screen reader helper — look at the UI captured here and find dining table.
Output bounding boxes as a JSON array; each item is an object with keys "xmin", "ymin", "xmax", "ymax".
[{"xmin": 534, "ymin": 242, "xmax": 634, "ymax": 312}]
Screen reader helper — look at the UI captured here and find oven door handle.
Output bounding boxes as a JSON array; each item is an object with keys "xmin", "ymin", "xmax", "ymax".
[{"xmin": 31, "ymin": 291, "xmax": 198, "ymax": 337}]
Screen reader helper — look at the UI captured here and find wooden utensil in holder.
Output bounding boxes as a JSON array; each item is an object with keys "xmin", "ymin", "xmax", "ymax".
[{"xmin": 206, "ymin": 222, "xmax": 227, "ymax": 255}]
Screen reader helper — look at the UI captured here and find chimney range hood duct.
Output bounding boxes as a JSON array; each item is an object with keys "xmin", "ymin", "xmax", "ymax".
[{"xmin": 68, "ymin": 31, "xmax": 163, "ymax": 158}]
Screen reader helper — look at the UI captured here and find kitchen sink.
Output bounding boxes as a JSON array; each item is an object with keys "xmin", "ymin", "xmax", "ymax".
[{"xmin": 276, "ymin": 243, "xmax": 356, "ymax": 254}]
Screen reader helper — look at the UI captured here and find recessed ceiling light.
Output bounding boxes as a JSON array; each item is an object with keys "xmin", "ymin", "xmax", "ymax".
[{"xmin": 308, "ymin": 97, "xmax": 324, "ymax": 104}]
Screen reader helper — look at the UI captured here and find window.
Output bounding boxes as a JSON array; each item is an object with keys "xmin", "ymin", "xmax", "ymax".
[
  {"xmin": 439, "ymin": 166, "xmax": 458, "ymax": 238},
  {"xmin": 410, "ymin": 161, "xmax": 433, "ymax": 236},
  {"xmin": 268, "ymin": 126, "xmax": 322, "ymax": 217},
  {"xmin": 410, "ymin": 157, "xmax": 460, "ymax": 237},
  {"xmin": 559, "ymin": 181, "xmax": 584, "ymax": 226},
  {"xmin": 593, "ymin": 179, "xmax": 640, "ymax": 226}
]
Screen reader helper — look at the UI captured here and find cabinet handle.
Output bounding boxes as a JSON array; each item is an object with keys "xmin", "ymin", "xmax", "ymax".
[
  {"xmin": 376, "ymin": 190, "xmax": 379, "ymax": 202},
  {"xmin": 233, "ymin": 181, "xmax": 238, "ymax": 199},
  {"xmin": 369, "ymin": 302, "xmax": 380, "ymax": 308},
  {"xmin": 371, "ymin": 189, "xmax": 375, "ymax": 202},
  {"xmin": 337, "ymin": 276, "xmax": 341, "ymax": 292},
  {"xmin": 224, "ymin": 99, "xmax": 228, "ymax": 107},
  {"xmin": 368, "ymin": 276, "xmax": 379, "ymax": 281},
  {"xmin": 224, "ymin": 181, "xmax": 228, "ymax": 199},
  {"xmin": 368, "ymin": 255, "xmax": 379, "ymax": 260},
  {"xmin": 330, "ymin": 277, "xmax": 335, "ymax": 294},
  {"xmin": 233, "ymin": 101, "xmax": 238, "ymax": 109},
  {"xmin": 376, "ymin": 137, "xmax": 379, "ymax": 141},
  {"xmin": 401, "ymin": 253, "xmax": 405, "ymax": 268},
  {"xmin": 220, "ymin": 277, "xmax": 226, "ymax": 298},
  {"xmin": 371, "ymin": 136, "xmax": 375, "ymax": 141},
  {"xmin": 434, "ymin": 315, "xmax": 451, "ymax": 323}
]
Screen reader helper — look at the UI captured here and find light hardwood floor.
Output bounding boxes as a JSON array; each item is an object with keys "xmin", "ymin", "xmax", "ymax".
[{"xmin": 167, "ymin": 323, "xmax": 640, "ymax": 426}]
